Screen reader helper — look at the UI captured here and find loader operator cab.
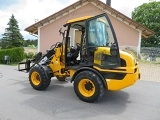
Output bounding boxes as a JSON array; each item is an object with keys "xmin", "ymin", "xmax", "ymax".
[{"xmin": 63, "ymin": 13, "xmax": 120, "ymax": 68}]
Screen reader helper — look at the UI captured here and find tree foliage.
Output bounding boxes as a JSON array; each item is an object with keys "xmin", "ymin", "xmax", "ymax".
[
  {"xmin": 23, "ymin": 39, "xmax": 38, "ymax": 47},
  {"xmin": 0, "ymin": 39, "xmax": 2, "ymax": 48},
  {"xmin": 132, "ymin": 1, "xmax": 160, "ymax": 47},
  {"xmin": 1, "ymin": 14, "xmax": 24, "ymax": 49}
]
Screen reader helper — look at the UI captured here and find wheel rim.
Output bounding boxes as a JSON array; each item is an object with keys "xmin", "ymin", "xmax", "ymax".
[
  {"xmin": 78, "ymin": 79, "xmax": 95, "ymax": 97},
  {"xmin": 31, "ymin": 71, "xmax": 41, "ymax": 85}
]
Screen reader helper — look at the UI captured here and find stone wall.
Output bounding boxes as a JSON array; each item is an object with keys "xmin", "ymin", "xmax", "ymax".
[{"xmin": 140, "ymin": 47, "xmax": 160, "ymax": 62}]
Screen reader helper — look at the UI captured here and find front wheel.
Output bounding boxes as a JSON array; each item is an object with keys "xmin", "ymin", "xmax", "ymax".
[
  {"xmin": 29, "ymin": 65, "xmax": 51, "ymax": 90},
  {"xmin": 74, "ymin": 71, "xmax": 105, "ymax": 103}
]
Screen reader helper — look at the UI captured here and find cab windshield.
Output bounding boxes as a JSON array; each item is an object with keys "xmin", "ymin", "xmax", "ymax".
[{"xmin": 88, "ymin": 16, "xmax": 115, "ymax": 47}]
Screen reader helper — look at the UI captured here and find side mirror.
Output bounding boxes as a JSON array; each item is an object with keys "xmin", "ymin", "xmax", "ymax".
[
  {"xmin": 59, "ymin": 28, "xmax": 63, "ymax": 35},
  {"xmin": 110, "ymin": 43, "xmax": 117, "ymax": 56}
]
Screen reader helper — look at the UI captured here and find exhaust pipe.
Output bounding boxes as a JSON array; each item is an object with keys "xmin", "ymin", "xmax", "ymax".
[{"xmin": 106, "ymin": 0, "xmax": 111, "ymax": 6}]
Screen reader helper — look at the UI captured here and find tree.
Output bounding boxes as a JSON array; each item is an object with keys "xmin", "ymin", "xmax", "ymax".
[
  {"xmin": 23, "ymin": 39, "xmax": 38, "ymax": 47},
  {"xmin": 132, "ymin": 1, "xmax": 160, "ymax": 47},
  {"xmin": 1, "ymin": 14, "xmax": 24, "ymax": 49},
  {"xmin": 0, "ymin": 39, "xmax": 2, "ymax": 48}
]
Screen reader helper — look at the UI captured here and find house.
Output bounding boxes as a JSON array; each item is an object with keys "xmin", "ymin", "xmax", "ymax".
[{"xmin": 25, "ymin": 0, "xmax": 154, "ymax": 55}]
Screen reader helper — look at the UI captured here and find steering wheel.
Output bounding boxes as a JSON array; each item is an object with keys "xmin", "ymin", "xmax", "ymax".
[
  {"xmin": 76, "ymin": 43, "xmax": 80, "ymax": 47},
  {"xmin": 76, "ymin": 43, "xmax": 81, "ymax": 51}
]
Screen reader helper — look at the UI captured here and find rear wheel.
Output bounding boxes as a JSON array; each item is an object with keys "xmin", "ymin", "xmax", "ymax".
[
  {"xmin": 29, "ymin": 65, "xmax": 51, "ymax": 90},
  {"xmin": 74, "ymin": 71, "xmax": 105, "ymax": 103}
]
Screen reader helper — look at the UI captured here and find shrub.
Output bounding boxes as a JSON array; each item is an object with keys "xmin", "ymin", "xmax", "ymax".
[
  {"xmin": 24, "ymin": 52, "xmax": 35, "ymax": 59},
  {"xmin": 27, "ymin": 45, "xmax": 36, "ymax": 48},
  {"xmin": 0, "ymin": 47, "xmax": 24, "ymax": 64}
]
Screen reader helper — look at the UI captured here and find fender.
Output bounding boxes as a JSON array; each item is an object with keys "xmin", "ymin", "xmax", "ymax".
[
  {"xmin": 36, "ymin": 64, "xmax": 53, "ymax": 79},
  {"xmin": 70, "ymin": 67, "xmax": 107, "ymax": 88}
]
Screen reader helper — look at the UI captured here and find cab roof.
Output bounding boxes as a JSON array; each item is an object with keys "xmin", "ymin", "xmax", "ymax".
[{"xmin": 67, "ymin": 16, "xmax": 92, "ymax": 24}]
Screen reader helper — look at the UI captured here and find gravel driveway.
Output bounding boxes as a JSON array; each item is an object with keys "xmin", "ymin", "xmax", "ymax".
[{"xmin": 138, "ymin": 62, "xmax": 160, "ymax": 82}]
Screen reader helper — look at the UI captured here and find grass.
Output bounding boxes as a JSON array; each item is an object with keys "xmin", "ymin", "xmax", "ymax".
[
  {"xmin": 0, "ymin": 63, "xmax": 18, "ymax": 66},
  {"xmin": 24, "ymin": 47, "xmax": 37, "ymax": 53}
]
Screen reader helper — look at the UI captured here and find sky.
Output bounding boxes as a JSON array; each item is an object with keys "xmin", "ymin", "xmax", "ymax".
[{"xmin": 0, "ymin": 0, "xmax": 159, "ymax": 40}]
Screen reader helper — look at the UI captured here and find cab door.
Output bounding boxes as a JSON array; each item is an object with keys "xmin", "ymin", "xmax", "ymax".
[{"xmin": 86, "ymin": 13, "xmax": 120, "ymax": 68}]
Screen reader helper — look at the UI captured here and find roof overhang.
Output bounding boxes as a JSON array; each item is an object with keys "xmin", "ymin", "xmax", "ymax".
[{"xmin": 25, "ymin": 0, "xmax": 155, "ymax": 38}]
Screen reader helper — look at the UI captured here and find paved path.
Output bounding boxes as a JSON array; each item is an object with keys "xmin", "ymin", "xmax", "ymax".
[
  {"xmin": 0, "ymin": 64, "xmax": 160, "ymax": 120},
  {"xmin": 139, "ymin": 62, "xmax": 160, "ymax": 82}
]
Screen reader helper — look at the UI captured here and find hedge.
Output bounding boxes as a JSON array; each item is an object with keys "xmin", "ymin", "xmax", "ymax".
[{"xmin": 0, "ymin": 47, "xmax": 24, "ymax": 64}]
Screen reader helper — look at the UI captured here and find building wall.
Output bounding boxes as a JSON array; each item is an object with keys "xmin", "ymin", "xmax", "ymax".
[
  {"xmin": 40, "ymin": 3, "xmax": 139, "ymax": 53},
  {"xmin": 108, "ymin": 15, "xmax": 139, "ymax": 50}
]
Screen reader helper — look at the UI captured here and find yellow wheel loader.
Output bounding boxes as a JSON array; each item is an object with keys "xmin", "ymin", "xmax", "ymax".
[{"xmin": 19, "ymin": 13, "xmax": 140, "ymax": 103}]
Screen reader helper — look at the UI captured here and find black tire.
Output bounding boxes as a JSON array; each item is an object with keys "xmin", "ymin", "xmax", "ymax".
[
  {"xmin": 29, "ymin": 65, "xmax": 51, "ymax": 90},
  {"xmin": 74, "ymin": 71, "xmax": 105, "ymax": 103},
  {"xmin": 56, "ymin": 76, "xmax": 66, "ymax": 81}
]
